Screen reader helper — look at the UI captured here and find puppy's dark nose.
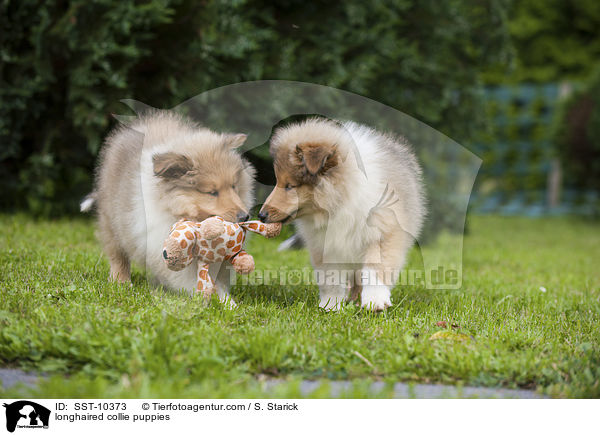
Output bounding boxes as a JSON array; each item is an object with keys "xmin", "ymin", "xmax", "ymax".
[
  {"xmin": 258, "ymin": 211, "xmax": 268, "ymax": 222},
  {"xmin": 236, "ymin": 211, "xmax": 250, "ymax": 222}
]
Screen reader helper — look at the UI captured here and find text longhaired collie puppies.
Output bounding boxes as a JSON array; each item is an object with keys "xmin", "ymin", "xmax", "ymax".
[
  {"xmin": 91, "ymin": 112, "xmax": 255, "ymax": 306},
  {"xmin": 259, "ymin": 118, "xmax": 426, "ymax": 311}
]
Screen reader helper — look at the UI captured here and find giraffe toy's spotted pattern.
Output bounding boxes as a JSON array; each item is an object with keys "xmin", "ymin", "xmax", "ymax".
[{"xmin": 162, "ymin": 216, "xmax": 282, "ymax": 298}]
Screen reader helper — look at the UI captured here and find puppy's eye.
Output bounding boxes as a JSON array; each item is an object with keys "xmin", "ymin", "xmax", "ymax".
[
  {"xmin": 204, "ymin": 190, "xmax": 218, "ymax": 197},
  {"xmin": 285, "ymin": 184, "xmax": 296, "ymax": 191}
]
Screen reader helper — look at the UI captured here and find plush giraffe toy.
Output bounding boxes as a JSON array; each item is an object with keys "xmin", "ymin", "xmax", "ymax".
[{"xmin": 162, "ymin": 216, "xmax": 281, "ymax": 298}]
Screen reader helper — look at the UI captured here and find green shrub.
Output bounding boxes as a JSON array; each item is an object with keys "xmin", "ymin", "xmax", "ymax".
[
  {"xmin": 0, "ymin": 0, "xmax": 510, "ymax": 215},
  {"xmin": 482, "ymin": 0, "xmax": 600, "ymax": 84}
]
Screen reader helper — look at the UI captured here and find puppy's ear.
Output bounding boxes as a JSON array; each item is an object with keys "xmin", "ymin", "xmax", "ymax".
[
  {"xmin": 224, "ymin": 133, "xmax": 248, "ymax": 149},
  {"xmin": 153, "ymin": 152, "xmax": 193, "ymax": 179},
  {"xmin": 295, "ymin": 142, "xmax": 338, "ymax": 177}
]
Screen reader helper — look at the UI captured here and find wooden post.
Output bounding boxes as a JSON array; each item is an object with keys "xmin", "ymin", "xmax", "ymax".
[
  {"xmin": 547, "ymin": 158, "xmax": 562, "ymax": 209},
  {"xmin": 547, "ymin": 82, "xmax": 572, "ymax": 209}
]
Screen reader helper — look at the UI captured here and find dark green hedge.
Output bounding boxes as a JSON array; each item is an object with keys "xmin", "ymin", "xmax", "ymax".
[
  {"xmin": 483, "ymin": 0, "xmax": 600, "ymax": 84},
  {"xmin": 0, "ymin": 0, "xmax": 510, "ymax": 215}
]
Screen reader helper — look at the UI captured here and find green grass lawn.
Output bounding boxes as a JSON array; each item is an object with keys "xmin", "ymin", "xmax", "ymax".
[{"xmin": 1, "ymin": 214, "xmax": 599, "ymax": 398}]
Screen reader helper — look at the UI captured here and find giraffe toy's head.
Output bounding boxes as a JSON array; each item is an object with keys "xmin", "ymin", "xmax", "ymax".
[
  {"xmin": 162, "ymin": 219, "xmax": 201, "ymax": 271},
  {"xmin": 162, "ymin": 216, "xmax": 282, "ymax": 297}
]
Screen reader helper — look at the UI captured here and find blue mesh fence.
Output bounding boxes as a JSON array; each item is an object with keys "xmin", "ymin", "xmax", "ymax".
[{"xmin": 469, "ymin": 83, "xmax": 598, "ymax": 216}]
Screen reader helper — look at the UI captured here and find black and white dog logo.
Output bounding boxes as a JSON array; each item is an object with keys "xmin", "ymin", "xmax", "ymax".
[{"xmin": 3, "ymin": 401, "xmax": 50, "ymax": 432}]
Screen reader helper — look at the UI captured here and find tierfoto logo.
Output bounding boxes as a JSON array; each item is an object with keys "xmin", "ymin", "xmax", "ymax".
[{"xmin": 3, "ymin": 401, "xmax": 50, "ymax": 433}]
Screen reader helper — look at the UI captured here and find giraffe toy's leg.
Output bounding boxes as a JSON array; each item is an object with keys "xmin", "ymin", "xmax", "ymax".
[
  {"xmin": 230, "ymin": 251, "xmax": 255, "ymax": 275},
  {"xmin": 196, "ymin": 262, "xmax": 216, "ymax": 299},
  {"xmin": 240, "ymin": 221, "xmax": 281, "ymax": 238}
]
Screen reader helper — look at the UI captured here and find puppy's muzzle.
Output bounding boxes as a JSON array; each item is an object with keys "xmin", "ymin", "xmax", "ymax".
[
  {"xmin": 236, "ymin": 211, "xmax": 250, "ymax": 222},
  {"xmin": 258, "ymin": 208, "xmax": 294, "ymax": 224}
]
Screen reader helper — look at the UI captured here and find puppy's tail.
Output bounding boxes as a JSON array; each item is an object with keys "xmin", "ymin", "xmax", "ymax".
[
  {"xmin": 80, "ymin": 192, "xmax": 96, "ymax": 213},
  {"xmin": 277, "ymin": 233, "xmax": 304, "ymax": 252}
]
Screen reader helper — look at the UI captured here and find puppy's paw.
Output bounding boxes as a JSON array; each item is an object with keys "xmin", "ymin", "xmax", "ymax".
[
  {"xmin": 109, "ymin": 272, "xmax": 131, "ymax": 284},
  {"xmin": 319, "ymin": 296, "xmax": 345, "ymax": 312},
  {"xmin": 361, "ymin": 286, "xmax": 392, "ymax": 311},
  {"xmin": 219, "ymin": 295, "xmax": 238, "ymax": 309}
]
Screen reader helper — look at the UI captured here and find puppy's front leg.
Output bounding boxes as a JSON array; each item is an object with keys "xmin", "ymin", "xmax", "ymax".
[
  {"xmin": 360, "ymin": 228, "xmax": 412, "ymax": 311},
  {"xmin": 213, "ymin": 262, "xmax": 237, "ymax": 308},
  {"xmin": 308, "ymin": 243, "xmax": 350, "ymax": 311},
  {"xmin": 314, "ymin": 266, "xmax": 352, "ymax": 311}
]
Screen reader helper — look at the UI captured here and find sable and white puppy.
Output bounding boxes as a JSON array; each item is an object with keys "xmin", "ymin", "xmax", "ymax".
[
  {"xmin": 259, "ymin": 118, "xmax": 425, "ymax": 311},
  {"xmin": 86, "ymin": 111, "xmax": 255, "ymax": 306}
]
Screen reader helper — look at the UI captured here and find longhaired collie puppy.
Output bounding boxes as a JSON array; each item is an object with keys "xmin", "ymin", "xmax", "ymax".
[
  {"xmin": 87, "ymin": 111, "xmax": 255, "ymax": 306},
  {"xmin": 259, "ymin": 118, "xmax": 425, "ymax": 311}
]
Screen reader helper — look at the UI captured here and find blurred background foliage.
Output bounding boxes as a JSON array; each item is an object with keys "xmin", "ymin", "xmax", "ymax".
[
  {"xmin": 472, "ymin": 0, "xmax": 600, "ymax": 216},
  {"xmin": 554, "ymin": 66, "xmax": 600, "ymax": 194},
  {"xmin": 0, "ymin": 0, "xmax": 599, "ymax": 217},
  {"xmin": 482, "ymin": 0, "xmax": 600, "ymax": 83}
]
